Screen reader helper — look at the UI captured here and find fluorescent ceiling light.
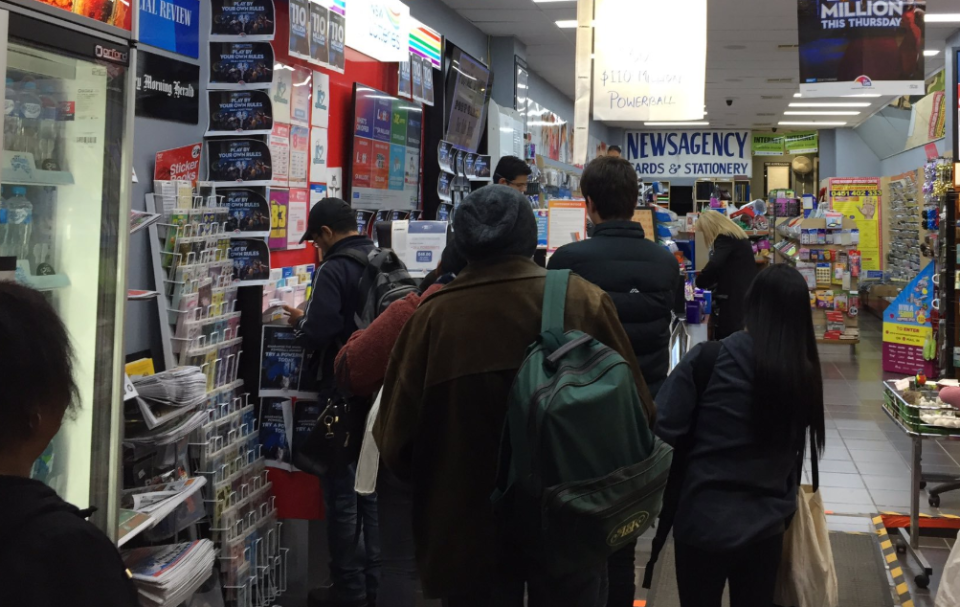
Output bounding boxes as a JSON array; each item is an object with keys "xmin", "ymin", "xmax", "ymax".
[
  {"xmin": 842, "ymin": 94, "xmax": 882, "ymax": 98},
  {"xmin": 794, "ymin": 93, "xmax": 802, "ymax": 98},
  {"xmin": 789, "ymin": 102, "xmax": 870, "ymax": 108},
  {"xmin": 534, "ymin": 0, "xmax": 574, "ymax": 2},
  {"xmin": 783, "ymin": 111, "xmax": 861, "ymax": 116},
  {"xmin": 644, "ymin": 121, "xmax": 710, "ymax": 126},
  {"xmin": 924, "ymin": 49, "xmax": 941, "ymax": 57},
  {"xmin": 555, "ymin": 20, "xmax": 580, "ymax": 28},
  {"xmin": 779, "ymin": 121, "xmax": 847, "ymax": 126},
  {"xmin": 926, "ymin": 13, "xmax": 960, "ymax": 22}
]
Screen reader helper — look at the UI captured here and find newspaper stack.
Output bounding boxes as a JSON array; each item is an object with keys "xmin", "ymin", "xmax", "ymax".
[
  {"xmin": 133, "ymin": 367, "xmax": 208, "ymax": 429},
  {"xmin": 125, "ymin": 410, "xmax": 209, "ymax": 446},
  {"xmin": 124, "ymin": 540, "xmax": 215, "ymax": 607},
  {"xmin": 121, "ymin": 477, "xmax": 207, "ymax": 523}
]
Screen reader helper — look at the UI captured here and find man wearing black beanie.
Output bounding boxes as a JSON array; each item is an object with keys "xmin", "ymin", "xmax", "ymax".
[{"xmin": 375, "ymin": 186, "xmax": 655, "ymax": 605}]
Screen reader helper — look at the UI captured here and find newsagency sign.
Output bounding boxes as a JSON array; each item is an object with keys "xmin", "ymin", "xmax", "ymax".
[{"xmin": 626, "ymin": 130, "xmax": 752, "ymax": 179}]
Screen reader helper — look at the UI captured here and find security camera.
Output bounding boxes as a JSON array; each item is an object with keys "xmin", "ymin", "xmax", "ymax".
[
  {"xmin": 772, "ymin": 127, "xmax": 778, "ymax": 133},
  {"xmin": 726, "ymin": 98, "xmax": 733, "ymax": 107}
]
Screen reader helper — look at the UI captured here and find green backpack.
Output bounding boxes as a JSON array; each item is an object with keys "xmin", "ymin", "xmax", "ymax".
[{"xmin": 493, "ymin": 270, "xmax": 673, "ymax": 575}]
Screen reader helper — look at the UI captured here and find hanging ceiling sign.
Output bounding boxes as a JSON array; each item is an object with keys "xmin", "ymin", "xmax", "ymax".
[
  {"xmin": 752, "ymin": 134, "xmax": 785, "ymax": 156},
  {"xmin": 592, "ymin": 0, "xmax": 706, "ymax": 121},
  {"xmin": 409, "ymin": 17, "xmax": 442, "ymax": 70},
  {"xmin": 138, "ymin": 0, "xmax": 200, "ymax": 58},
  {"xmin": 626, "ymin": 130, "xmax": 752, "ymax": 179},
  {"xmin": 798, "ymin": 0, "xmax": 926, "ymax": 97},
  {"xmin": 345, "ymin": 0, "xmax": 411, "ymax": 63}
]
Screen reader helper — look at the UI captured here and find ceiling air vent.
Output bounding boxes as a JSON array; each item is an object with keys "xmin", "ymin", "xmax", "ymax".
[
  {"xmin": 766, "ymin": 78, "xmax": 793, "ymax": 83},
  {"xmin": 757, "ymin": 112, "xmax": 776, "ymax": 117},
  {"xmin": 754, "ymin": 123, "xmax": 773, "ymax": 127},
  {"xmin": 777, "ymin": 44, "xmax": 799, "ymax": 51},
  {"xmin": 760, "ymin": 95, "xmax": 784, "ymax": 100}
]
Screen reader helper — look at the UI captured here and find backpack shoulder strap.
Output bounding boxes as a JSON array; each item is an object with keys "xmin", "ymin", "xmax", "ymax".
[
  {"xmin": 692, "ymin": 340, "xmax": 722, "ymax": 398},
  {"xmin": 542, "ymin": 270, "xmax": 570, "ymax": 333}
]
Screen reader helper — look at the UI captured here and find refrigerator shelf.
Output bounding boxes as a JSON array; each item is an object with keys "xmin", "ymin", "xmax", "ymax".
[{"xmin": 23, "ymin": 272, "xmax": 70, "ymax": 291}]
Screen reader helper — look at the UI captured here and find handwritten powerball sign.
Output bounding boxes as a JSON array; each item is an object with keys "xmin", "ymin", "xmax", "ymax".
[{"xmin": 625, "ymin": 130, "xmax": 752, "ymax": 179}]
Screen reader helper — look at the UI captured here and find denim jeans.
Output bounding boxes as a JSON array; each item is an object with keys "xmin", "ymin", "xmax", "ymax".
[
  {"xmin": 376, "ymin": 466, "xmax": 417, "ymax": 607},
  {"xmin": 320, "ymin": 462, "xmax": 381, "ymax": 601}
]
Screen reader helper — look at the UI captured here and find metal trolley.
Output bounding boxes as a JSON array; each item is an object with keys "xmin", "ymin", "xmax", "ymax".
[{"xmin": 881, "ymin": 380, "xmax": 960, "ymax": 588}]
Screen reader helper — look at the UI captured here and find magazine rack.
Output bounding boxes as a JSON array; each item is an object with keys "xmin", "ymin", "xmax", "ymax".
[{"xmin": 126, "ymin": 184, "xmax": 287, "ymax": 607}]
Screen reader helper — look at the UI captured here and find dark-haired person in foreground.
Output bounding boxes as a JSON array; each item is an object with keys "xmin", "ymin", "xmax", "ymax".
[
  {"xmin": 0, "ymin": 281, "xmax": 139, "ymax": 607},
  {"xmin": 655, "ymin": 264, "xmax": 826, "ymax": 607},
  {"xmin": 548, "ymin": 155, "xmax": 683, "ymax": 606},
  {"xmin": 607, "ymin": 145, "xmax": 622, "ymax": 158},
  {"xmin": 493, "ymin": 155, "xmax": 532, "ymax": 194}
]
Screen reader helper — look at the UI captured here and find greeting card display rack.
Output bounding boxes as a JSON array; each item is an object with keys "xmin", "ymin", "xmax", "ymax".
[{"xmin": 125, "ymin": 186, "xmax": 288, "ymax": 607}]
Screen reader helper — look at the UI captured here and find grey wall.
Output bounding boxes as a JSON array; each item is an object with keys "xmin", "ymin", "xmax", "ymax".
[
  {"xmin": 124, "ymin": 5, "xmax": 211, "ymax": 361},
  {"xmin": 818, "ymin": 128, "xmax": 881, "ymax": 179}
]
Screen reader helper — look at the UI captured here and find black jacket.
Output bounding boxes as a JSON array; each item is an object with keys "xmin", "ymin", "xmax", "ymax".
[
  {"xmin": 0, "ymin": 476, "xmax": 139, "ymax": 607},
  {"xmin": 696, "ymin": 234, "xmax": 757, "ymax": 339},
  {"xmin": 655, "ymin": 332, "xmax": 801, "ymax": 551},
  {"xmin": 295, "ymin": 235, "xmax": 376, "ymax": 389},
  {"xmin": 548, "ymin": 220, "xmax": 684, "ymax": 395}
]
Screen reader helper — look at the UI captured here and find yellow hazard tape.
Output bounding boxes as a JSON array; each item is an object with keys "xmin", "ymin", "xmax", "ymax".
[{"xmin": 874, "ymin": 516, "xmax": 914, "ymax": 607}]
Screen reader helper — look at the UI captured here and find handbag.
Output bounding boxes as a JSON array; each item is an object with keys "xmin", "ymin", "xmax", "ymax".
[
  {"xmin": 293, "ymin": 392, "xmax": 369, "ymax": 477},
  {"xmin": 354, "ymin": 389, "xmax": 383, "ymax": 495},
  {"xmin": 773, "ymin": 433, "xmax": 839, "ymax": 607},
  {"xmin": 935, "ymin": 531, "xmax": 960, "ymax": 606}
]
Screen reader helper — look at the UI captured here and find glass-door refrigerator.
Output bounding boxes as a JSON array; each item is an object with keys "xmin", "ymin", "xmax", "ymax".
[{"xmin": 0, "ymin": 2, "xmax": 133, "ymax": 539}]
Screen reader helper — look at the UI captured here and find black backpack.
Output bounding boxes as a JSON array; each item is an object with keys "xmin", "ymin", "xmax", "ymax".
[{"xmin": 329, "ymin": 248, "xmax": 419, "ymax": 329}]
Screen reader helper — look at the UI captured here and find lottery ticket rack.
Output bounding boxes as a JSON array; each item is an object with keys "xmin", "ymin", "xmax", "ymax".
[{"xmin": 124, "ymin": 185, "xmax": 287, "ymax": 607}]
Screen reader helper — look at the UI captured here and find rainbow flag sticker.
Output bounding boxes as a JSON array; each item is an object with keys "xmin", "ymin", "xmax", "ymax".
[
  {"xmin": 331, "ymin": 0, "xmax": 346, "ymax": 16},
  {"xmin": 410, "ymin": 22, "xmax": 442, "ymax": 69}
]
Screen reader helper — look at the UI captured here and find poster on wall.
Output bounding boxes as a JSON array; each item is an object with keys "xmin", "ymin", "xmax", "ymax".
[
  {"xmin": 287, "ymin": 189, "xmax": 309, "ymax": 249},
  {"xmin": 312, "ymin": 71, "xmax": 330, "ymax": 128},
  {"xmin": 309, "ymin": 1, "xmax": 329, "ymax": 66},
  {"xmin": 445, "ymin": 49, "xmax": 491, "ymax": 152},
  {"xmin": 421, "ymin": 54, "xmax": 435, "ymax": 106},
  {"xmin": 211, "ymin": 0, "xmax": 276, "ymax": 41},
  {"xmin": 625, "ymin": 130, "xmax": 752, "ymax": 179},
  {"xmin": 269, "ymin": 123, "xmax": 291, "ymax": 186},
  {"xmin": 206, "ymin": 90, "xmax": 274, "ymax": 135},
  {"xmin": 882, "ymin": 263, "xmax": 936, "ymax": 375},
  {"xmin": 209, "ymin": 42, "xmax": 275, "ymax": 89},
  {"xmin": 270, "ymin": 66, "xmax": 293, "ymax": 124},
  {"xmin": 798, "ymin": 0, "xmax": 926, "ymax": 97},
  {"xmin": 411, "ymin": 53, "xmax": 424, "ymax": 104},
  {"xmin": 291, "ymin": 67, "xmax": 312, "ymax": 125},
  {"xmin": 155, "ymin": 143, "xmax": 203, "ymax": 183},
  {"xmin": 398, "ymin": 59, "xmax": 412, "ymax": 100},
  {"xmin": 230, "ymin": 238, "xmax": 271, "ymax": 285},
  {"xmin": 208, "ymin": 138, "xmax": 273, "ymax": 186},
  {"xmin": 135, "ymin": 51, "xmax": 200, "ymax": 125},
  {"xmin": 310, "ymin": 127, "xmax": 328, "ymax": 183},
  {"xmin": 310, "ymin": 183, "xmax": 328, "ymax": 208},
  {"xmin": 260, "ymin": 326, "xmax": 305, "ymax": 396},
  {"xmin": 288, "ymin": 0, "xmax": 311, "ymax": 61},
  {"xmin": 829, "ymin": 178, "xmax": 882, "ymax": 273},
  {"xmin": 593, "ymin": 0, "xmax": 706, "ymax": 121},
  {"xmin": 327, "ymin": 9, "xmax": 346, "ymax": 73},
  {"xmin": 752, "ymin": 134, "xmax": 784, "ymax": 156},
  {"xmin": 784, "ymin": 131, "xmax": 819, "ymax": 154},
  {"xmin": 138, "ymin": 0, "xmax": 200, "ymax": 59},
  {"xmin": 259, "ymin": 397, "xmax": 293, "ymax": 470},
  {"xmin": 35, "ymin": 0, "xmax": 131, "ymax": 30},
  {"xmin": 222, "ymin": 188, "xmax": 271, "ymax": 236},
  {"xmin": 344, "ymin": 0, "xmax": 411, "ymax": 63},
  {"xmin": 269, "ymin": 188, "xmax": 289, "ymax": 249},
  {"xmin": 290, "ymin": 125, "xmax": 310, "ymax": 187}
]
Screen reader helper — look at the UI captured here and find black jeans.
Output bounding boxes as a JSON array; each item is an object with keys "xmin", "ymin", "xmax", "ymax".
[
  {"xmin": 674, "ymin": 532, "xmax": 784, "ymax": 607},
  {"xmin": 376, "ymin": 467, "xmax": 417, "ymax": 607},
  {"xmin": 442, "ymin": 561, "xmax": 608, "ymax": 607},
  {"xmin": 605, "ymin": 539, "xmax": 637, "ymax": 607}
]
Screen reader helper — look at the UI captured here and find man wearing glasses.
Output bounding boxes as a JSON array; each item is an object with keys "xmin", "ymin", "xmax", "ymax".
[{"xmin": 493, "ymin": 155, "xmax": 532, "ymax": 195}]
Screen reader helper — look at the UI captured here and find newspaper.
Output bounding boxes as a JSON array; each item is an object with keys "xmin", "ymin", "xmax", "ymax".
[
  {"xmin": 124, "ymin": 540, "xmax": 216, "ymax": 607},
  {"xmin": 122, "ymin": 477, "xmax": 207, "ymax": 523}
]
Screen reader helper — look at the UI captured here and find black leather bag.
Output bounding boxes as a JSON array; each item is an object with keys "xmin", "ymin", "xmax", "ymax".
[{"xmin": 293, "ymin": 394, "xmax": 369, "ymax": 477}]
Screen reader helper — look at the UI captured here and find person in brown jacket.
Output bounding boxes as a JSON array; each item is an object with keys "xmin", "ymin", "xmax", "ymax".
[{"xmin": 374, "ymin": 185, "xmax": 655, "ymax": 607}]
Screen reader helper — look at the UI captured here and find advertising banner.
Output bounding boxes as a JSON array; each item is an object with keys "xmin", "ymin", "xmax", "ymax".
[
  {"xmin": 269, "ymin": 188, "xmax": 289, "ymax": 249},
  {"xmin": 327, "ymin": 9, "xmax": 346, "ymax": 73},
  {"xmin": 785, "ymin": 131, "xmax": 819, "ymax": 154},
  {"xmin": 882, "ymin": 263, "xmax": 936, "ymax": 374},
  {"xmin": 625, "ymin": 130, "xmax": 752, "ymax": 179},
  {"xmin": 309, "ymin": 1, "xmax": 330, "ymax": 66},
  {"xmin": 752, "ymin": 134, "xmax": 785, "ymax": 156},
  {"xmin": 829, "ymin": 177, "xmax": 882, "ymax": 272},
  {"xmin": 154, "ymin": 143, "xmax": 203, "ymax": 182},
  {"xmin": 291, "ymin": 67, "xmax": 311, "ymax": 125},
  {"xmin": 222, "ymin": 188, "xmax": 271, "ymax": 236},
  {"xmin": 798, "ymin": 0, "xmax": 926, "ymax": 97},
  {"xmin": 310, "ymin": 127, "xmax": 328, "ymax": 183},
  {"xmin": 207, "ymin": 90, "xmax": 274, "ymax": 135},
  {"xmin": 269, "ymin": 123, "xmax": 290, "ymax": 186},
  {"xmin": 345, "ymin": 0, "xmax": 411, "ymax": 63},
  {"xmin": 208, "ymin": 138, "xmax": 273, "ymax": 186},
  {"xmin": 209, "ymin": 42, "xmax": 274, "ymax": 89},
  {"xmin": 409, "ymin": 18, "xmax": 442, "ymax": 69},
  {"xmin": 290, "ymin": 125, "xmax": 310, "ymax": 187},
  {"xmin": 593, "ymin": 0, "xmax": 706, "ymax": 121},
  {"xmin": 139, "ymin": 0, "xmax": 200, "ymax": 58},
  {"xmin": 211, "ymin": 0, "xmax": 276, "ymax": 41},
  {"xmin": 288, "ymin": 0, "xmax": 311, "ymax": 60},
  {"xmin": 287, "ymin": 189, "xmax": 309, "ymax": 249},
  {"xmin": 136, "ymin": 51, "xmax": 200, "ymax": 125},
  {"xmin": 38, "ymin": 0, "xmax": 131, "ymax": 30},
  {"xmin": 270, "ymin": 67, "xmax": 292, "ymax": 124},
  {"xmin": 230, "ymin": 238, "xmax": 271, "ymax": 285}
]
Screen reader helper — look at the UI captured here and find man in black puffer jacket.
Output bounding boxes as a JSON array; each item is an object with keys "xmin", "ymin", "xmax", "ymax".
[{"xmin": 548, "ymin": 156, "xmax": 684, "ymax": 607}]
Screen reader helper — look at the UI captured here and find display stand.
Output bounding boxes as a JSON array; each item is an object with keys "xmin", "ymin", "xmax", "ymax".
[{"xmin": 127, "ymin": 185, "xmax": 289, "ymax": 607}]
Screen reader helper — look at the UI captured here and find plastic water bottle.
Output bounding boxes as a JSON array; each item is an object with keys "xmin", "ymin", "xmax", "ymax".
[
  {"xmin": 18, "ymin": 81, "xmax": 42, "ymax": 162},
  {"xmin": 3, "ymin": 78, "xmax": 19, "ymax": 152},
  {"xmin": 4, "ymin": 187, "xmax": 32, "ymax": 262},
  {"xmin": 38, "ymin": 82, "xmax": 59, "ymax": 169}
]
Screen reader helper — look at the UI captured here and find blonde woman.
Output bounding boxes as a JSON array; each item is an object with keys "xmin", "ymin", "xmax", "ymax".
[{"xmin": 696, "ymin": 210, "xmax": 758, "ymax": 339}]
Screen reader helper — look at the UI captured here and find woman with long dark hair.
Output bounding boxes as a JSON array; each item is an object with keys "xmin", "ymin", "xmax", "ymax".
[{"xmin": 654, "ymin": 264, "xmax": 826, "ymax": 607}]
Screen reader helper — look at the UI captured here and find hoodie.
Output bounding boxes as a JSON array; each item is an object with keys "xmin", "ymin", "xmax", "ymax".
[
  {"xmin": 0, "ymin": 476, "xmax": 139, "ymax": 607},
  {"xmin": 655, "ymin": 331, "xmax": 802, "ymax": 551}
]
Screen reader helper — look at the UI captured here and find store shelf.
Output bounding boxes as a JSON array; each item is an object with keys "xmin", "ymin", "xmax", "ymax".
[
  {"xmin": 818, "ymin": 338, "xmax": 860, "ymax": 345},
  {"xmin": 773, "ymin": 248, "xmax": 798, "ymax": 264},
  {"xmin": 745, "ymin": 230, "xmax": 769, "ymax": 237},
  {"xmin": 24, "ymin": 273, "xmax": 71, "ymax": 291}
]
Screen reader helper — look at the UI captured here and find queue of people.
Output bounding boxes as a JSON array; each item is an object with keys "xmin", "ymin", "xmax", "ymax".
[{"xmin": 0, "ymin": 154, "xmax": 825, "ymax": 607}]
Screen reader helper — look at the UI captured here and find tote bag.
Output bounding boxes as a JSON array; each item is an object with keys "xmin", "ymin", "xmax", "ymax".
[
  {"xmin": 774, "ymin": 443, "xmax": 839, "ymax": 607},
  {"xmin": 935, "ymin": 532, "xmax": 960, "ymax": 607},
  {"xmin": 354, "ymin": 389, "xmax": 383, "ymax": 495}
]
